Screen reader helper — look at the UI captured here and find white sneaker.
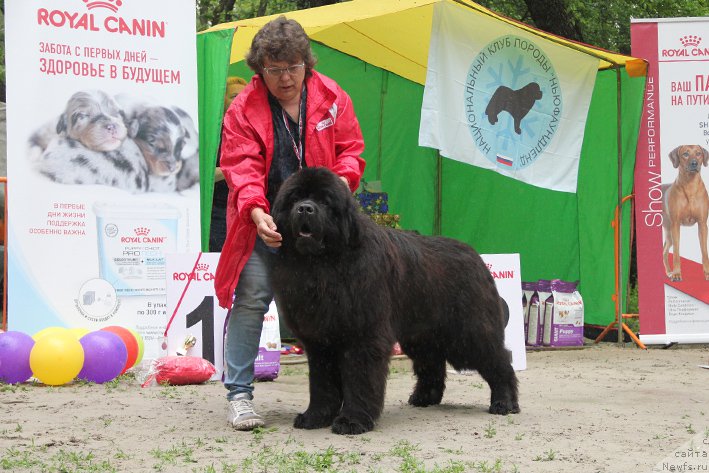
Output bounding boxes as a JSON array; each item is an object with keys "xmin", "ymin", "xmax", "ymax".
[{"xmin": 227, "ymin": 393, "xmax": 265, "ymax": 430}]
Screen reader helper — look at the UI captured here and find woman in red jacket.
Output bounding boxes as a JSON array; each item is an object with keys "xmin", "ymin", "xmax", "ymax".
[{"xmin": 214, "ymin": 16, "xmax": 365, "ymax": 430}]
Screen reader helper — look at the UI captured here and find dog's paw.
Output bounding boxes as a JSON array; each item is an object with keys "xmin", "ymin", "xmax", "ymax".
[
  {"xmin": 293, "ymin": 411, "xmax": 334, "ymax": 430},
  {"xmin": 489, "ymin": 400, "xmax": 520, "ymax": 415},
  {"xmin": 408, "ymin": 388, "xmax": 443, "ymax": 407},
  {"xmin": 331, "ymin": 414, "xmax": 374, "ymax": 435},
  {"xmin": 670, "ymin": 273, "xmax": 682, "ymax": 282}
]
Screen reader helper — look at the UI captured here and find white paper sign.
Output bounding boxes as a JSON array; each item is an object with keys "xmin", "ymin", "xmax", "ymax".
[
  {"xmin": 482, "ymin": 253, "xmax": 527, "ymax": 371},
  {"xmin": 165, "ymin": 253, "xmax": 227, "ymax": 380}
]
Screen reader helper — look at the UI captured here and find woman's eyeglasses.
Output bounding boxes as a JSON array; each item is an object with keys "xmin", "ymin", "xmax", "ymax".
[{"xmin": 262, "ymin": 63, "xmax": 305, "ymax": 77}]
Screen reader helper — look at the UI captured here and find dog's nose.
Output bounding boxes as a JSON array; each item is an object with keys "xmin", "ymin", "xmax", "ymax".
[
  {"xmin": 690, "ymin": 159, "xmax": 700, "ymax": 170},
  {"xmin": 297, "ymin": 202, "xmax": 315, "ymax": 215}
]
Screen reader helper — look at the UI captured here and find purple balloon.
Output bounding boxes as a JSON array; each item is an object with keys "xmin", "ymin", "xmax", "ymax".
[
  {"xmin": 0, "ymin": 331, "xmax": 35, "ymax": 384},
  {"xmin": 78, "ymin": 331, "xmax": 127, "ymax": 383}
]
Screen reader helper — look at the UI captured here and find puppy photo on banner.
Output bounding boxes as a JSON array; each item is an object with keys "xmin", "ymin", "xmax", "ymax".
[
  {"xmin": 419, "ymin": 1, "xmax": 598, "ymax": 193},
  {"xmin": 28, "ymin": 90, "xmax": 199, "ymax": 194}
]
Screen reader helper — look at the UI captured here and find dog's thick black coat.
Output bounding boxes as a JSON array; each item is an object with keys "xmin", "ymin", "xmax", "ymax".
[{"xmin": 270, "ymin": 167, "xmax": 519, "ymax": 435}]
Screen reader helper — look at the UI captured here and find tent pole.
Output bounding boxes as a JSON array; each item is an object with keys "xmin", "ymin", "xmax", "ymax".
[
  {"xmin": 377, "ymin": 71, "xmax": 388, "ymax": 181},
  {"xmin": 615, "ymin": 66, "xmax": 624, "ymax": 347},
  {"xmin": 434, "ymin": 151, "xmax": 442, "ymax": 236}
]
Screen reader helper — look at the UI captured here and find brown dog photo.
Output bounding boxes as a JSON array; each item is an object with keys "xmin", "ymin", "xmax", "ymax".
[{"xmin": 662, "ymin": 144, "xmax": 709, "ymax": 281}]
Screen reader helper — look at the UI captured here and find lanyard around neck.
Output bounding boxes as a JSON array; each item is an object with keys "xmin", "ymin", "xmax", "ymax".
[{"xmin": 281, "ymin": 97, "xmax": 303, "ymax": 169}]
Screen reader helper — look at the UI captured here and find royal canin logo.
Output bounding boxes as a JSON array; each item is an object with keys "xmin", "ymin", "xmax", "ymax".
[
  {"xmin": 680, "ymin": 35, "xmax": 701, "ymax": 47},
  {"xmin": 661, "ymin": 35, "xmax": 709, "ymax": 58},
  {"xmin": 195, "ymin": 263, "xmax": 210, "ymax": 272},
  {"xmin": 37, "ymin": 0, "xmax": 166, "ymax": 38},
  {"xmin": 84, "ymin": 0, "xmax": 123, "ymax": 13},
  {"xmin": 134, "ymin": 227, "xmax": 150, "ymax": 236}
]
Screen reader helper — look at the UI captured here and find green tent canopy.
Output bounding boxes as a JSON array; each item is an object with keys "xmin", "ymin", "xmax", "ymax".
[{"xmin": 196, "ymin": 0, "xmax": 647, "ymax": 327}]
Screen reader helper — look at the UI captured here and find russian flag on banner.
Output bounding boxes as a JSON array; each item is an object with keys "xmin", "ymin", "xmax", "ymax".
[
  {"xmin": 419, "ymin": 2, "xmax": 598, "ymax": 193},
  {"xmin": 496, "ymin": 155, "xmax": 513, "ymax": 167}
]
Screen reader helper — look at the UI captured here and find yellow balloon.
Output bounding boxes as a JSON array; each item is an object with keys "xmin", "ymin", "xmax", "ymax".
[
  {"xmin": 30, "ymin": 332, "xmax": 85, "ymax": 385},
  {"xmin": 69, "ymin": 327, "xmax": 91, "ymax": 339},
  {"xmin": 32, "ymin": 326, "xmax": 70, "ymax": 341},
  {"xmin": 127, "ymin": 328, "xmax": 145, "ymax": 367}
]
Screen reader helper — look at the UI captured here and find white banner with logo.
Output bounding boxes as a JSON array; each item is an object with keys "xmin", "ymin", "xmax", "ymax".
[
  {"xmin": 5, "ymin": 0, "xmax": 200, "ymax": 360},
  {"xmin": 419, "ymin": 2, "xmax": 598, "ymax": 193}
]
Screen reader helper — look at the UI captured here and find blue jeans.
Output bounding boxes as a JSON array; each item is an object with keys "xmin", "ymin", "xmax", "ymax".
[{"xmin": 223, "ymin": 239, "xmax": 274, "ymax": 401}]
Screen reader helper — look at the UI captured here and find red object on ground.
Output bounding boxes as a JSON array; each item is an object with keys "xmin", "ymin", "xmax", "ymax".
[
  {"xmin": 101, "ymin": 325, "xmax": 139, "ymax": 374},
  {"xmin": 150, "ymin": 356, "xmax": 216, "ymax": 386}
]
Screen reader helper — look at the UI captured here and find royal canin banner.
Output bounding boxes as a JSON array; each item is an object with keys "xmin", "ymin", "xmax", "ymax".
[
  {"xmin": 419, "ymin": 1, "xmax": 598, "ymax": 193},
  {"xmin": 5, "ymin": 0, "xmax": 200, "ymax": 360},
  {"xmin": 632, "ymin": 17, "xmax": 709, "ymax": 344}
]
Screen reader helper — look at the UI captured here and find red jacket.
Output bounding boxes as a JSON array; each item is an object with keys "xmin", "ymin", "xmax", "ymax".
[{"xmin": 214, "ymin": 71, "xmax": 366, "ymax": 308}]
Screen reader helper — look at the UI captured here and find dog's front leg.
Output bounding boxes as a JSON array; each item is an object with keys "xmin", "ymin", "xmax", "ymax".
[
  {"xmin": 331, "ymin": 346, "xmax": 389, "ymax": 435},
  {"xmin": 293, "ymin": 344, "xmax": 343, "ymax": 430},
  {"xmin": 670, "ymin": 223, "xmax": 683, "ymax": 281}
]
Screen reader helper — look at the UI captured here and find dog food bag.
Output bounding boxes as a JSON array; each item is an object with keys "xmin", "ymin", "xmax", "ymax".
[
  {"xmin": 535, "ymin": 279, "xmax": 553, "ymax": 346},
  {"xmin": 526, "ymin": 291, "xmax": 541, "ymax": 346},
  {"xmin": 550, "ymin": 280, "xmax": 584, "ymax": 347},
  {"xmin": 521, "ymin": 281, "xmax": 537, "ymax": 343},
  {"xmin": 254, "ymin": 300, "xmax": 281, "ymax": 381},
  {"xmin": 542, "ymin": 279, "xmax": 560, "ymax": 346}
]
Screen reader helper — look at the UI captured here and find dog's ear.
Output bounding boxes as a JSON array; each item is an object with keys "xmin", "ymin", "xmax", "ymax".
[
  {"xmin": 56, "ymin": 115, "xmax": 67, "ymax": 134},
  {"xmin": 702, "ymin": 146, "xmax": 709, "ymax": 167},
  {"xmin": 669, "ymin": 147, "xmax": 681, "ymax": 168},
  {"xmin": 128, "ymin": 118, "xmax": 140, "ymax": 139}
]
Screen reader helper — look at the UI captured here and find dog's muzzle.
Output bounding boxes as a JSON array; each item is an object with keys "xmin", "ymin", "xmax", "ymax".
[{"xmin": 290, "ymin": 200, "xmax": 325, "ymax": 254}]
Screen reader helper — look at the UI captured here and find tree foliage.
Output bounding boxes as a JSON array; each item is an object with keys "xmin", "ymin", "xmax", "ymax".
[
  {"xmin": 195, "ymin": 0, "xmax": 708, "ymax": 53},
  {"xmin": 0, "ymin": 0, "xmax": 707, "ymax": 101}
]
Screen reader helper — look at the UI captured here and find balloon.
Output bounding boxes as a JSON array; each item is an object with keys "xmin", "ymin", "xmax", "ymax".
[
  {"xmin": 29, "ymin": 332, "xmax": 84, "ymax": 385},
  {"xmin": 0, "ymin": 331, "xmax": 35, "ymax": 384},
  {"xmin": 127, "ymin": 328, "xmax": 145, "ymax": 367},
  {"xmin": 69, "ymin": 327, "xmax": 91, "ymax": 339},
  {"xmin": 101, "ymin": 326, "xmax": 138, "ymax": 374},
  {"xmin": 77, "ymin": 331, "xmax": 127, "ymax": 383},
  {"xmin": 32, "ymin": 326, "xmax": 70, "ymax": 341}
]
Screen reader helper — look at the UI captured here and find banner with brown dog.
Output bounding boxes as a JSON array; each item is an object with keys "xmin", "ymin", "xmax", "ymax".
[{"xmin": 632, "ymin": 17, "xmax": 709, "ymax": 344}]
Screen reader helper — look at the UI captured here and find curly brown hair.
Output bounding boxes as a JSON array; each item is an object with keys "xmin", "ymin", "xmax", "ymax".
[{"xmin": 245, "ymin": 16, "xmax": 317, "ymax": 76}]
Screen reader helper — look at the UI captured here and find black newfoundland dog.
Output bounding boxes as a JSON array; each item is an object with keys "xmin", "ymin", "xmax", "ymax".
[{"xmin": 270, "ymin": 167, "xmax": 519, "ymax": 435}]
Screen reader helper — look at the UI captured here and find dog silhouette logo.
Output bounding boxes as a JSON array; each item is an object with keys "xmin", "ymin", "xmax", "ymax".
[{"xmin": 464, "ymin": 34, "xmax": 562, "ymax": 171}]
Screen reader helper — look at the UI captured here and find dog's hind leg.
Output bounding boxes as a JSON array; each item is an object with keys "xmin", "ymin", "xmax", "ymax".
[
  {"xmin": 476, "ymin": 350, "xmax": 520, "ymax": 415},
  {"xmin": 402, "ymin": 343, "xmax": 447, "ymax": 407},
  {"xmin": 294, "ymin": 344, "xmax": 343, "ymax": 430},
  {"xmin": 331, "ymin": 346, "xmax": 389, "ymax": 435}
]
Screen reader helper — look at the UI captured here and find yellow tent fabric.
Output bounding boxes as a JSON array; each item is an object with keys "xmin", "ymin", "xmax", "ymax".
[{"xmin": 201, "ymin": 0, "xmax": 646, "ymax": 85}]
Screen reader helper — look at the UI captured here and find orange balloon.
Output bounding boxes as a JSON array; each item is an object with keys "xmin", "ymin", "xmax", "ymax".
[{"xmin": 100, "ymin": 326, "xmax": 138, "ymax": 374}]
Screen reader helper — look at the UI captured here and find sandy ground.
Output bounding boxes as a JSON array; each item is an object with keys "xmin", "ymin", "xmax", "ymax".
[{"xmin": 1, "ymin": 342, "xmax": 709, "ymax": 473}]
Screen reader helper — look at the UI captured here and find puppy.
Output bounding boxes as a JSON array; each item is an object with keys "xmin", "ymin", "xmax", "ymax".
[
  {"xmin": 128, "ymin": 105, "xmax": 185, "ymax": 178},
  {"xmin": 35, "ymin": 135, "xmax": 150, "ymax": 192},
  {"xmin": 29, "ymin": 90, "xmax": 128, "ymax": 160},
  {"xmin": 485, "ymin": 82, "xmax": 543, "ymax": 135},
  {"xmin": 120, "ymin": 100, "xmax": 199, "ymax": 192},
  {"xmin": 662, "ymin": 145, "xmax": 709, "ymax": 281}
]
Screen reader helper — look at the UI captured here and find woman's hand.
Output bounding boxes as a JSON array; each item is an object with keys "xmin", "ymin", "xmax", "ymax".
[{"xmin": 251, "ymin": 207, "xmax": 282, "ymax": 247}]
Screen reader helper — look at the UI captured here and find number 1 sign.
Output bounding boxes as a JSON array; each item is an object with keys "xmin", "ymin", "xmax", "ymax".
[{"xmin": 165, "ymin": 252, "xmax": 227, "ymax": 380}]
